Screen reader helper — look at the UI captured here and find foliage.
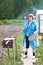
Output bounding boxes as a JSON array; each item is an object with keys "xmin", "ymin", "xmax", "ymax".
[
  {"xmin": 0, "ymin": 0, "xmax": 14, "ymax": 19},
  {"xmin": 0, "ymin": 32, "xmax": 43, "ymax": 65},
  {"xmin": 36, "ymin": 40, "xmax": 43, "ymax": 65},
  {"xmin": 0, "ymin": 32, "xmax": 23, "ymax": 65},
  {"xmin": 0, "ymin": 19, "xmax": 24, "ymax": 25},
  {"xmin": 0, "ymin": 0, "xmax": 27, "ymax": 19},
  {"xmin": 0, "ymin": 0, "xmax": 43, "ymax": 19}
]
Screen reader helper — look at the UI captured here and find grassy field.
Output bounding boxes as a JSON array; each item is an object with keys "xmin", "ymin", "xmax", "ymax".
[
  {"xmin": 36, "ymin": 40, "xmax": 43, "ymax": 65},
  {"xmin": 0, "ymin": 32, "xmax": 43, "ymax": 65},
  {"xmin": 0, "ymin": 19, "xmax": 24, "ymax": 25},
  {"xmin": 0, "ymin": 32, "xmax": 23, "ymax": 65}
]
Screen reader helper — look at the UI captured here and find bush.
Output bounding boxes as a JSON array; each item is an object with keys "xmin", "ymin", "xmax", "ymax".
[{"xmin": 0, "ymin": 19, "xmax": 24, "ymax": 25}]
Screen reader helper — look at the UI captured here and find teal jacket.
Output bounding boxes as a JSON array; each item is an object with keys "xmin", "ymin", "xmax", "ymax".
[{"xmin": 22, "ymin": 20, "xmax": 39, "ymax": 49}]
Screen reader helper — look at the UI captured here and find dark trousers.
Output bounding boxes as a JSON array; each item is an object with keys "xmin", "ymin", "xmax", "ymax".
[
  {"xmin": 25, "ymin": 35, "xmax": 30, "ymax": 55},
  {"xmin": 26, "ymin": 35, "xmax": 29, "ymax": 48}
]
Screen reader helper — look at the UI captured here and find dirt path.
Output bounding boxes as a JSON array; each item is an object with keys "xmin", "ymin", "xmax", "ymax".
[{"xmin": 21, "ymin": 47, "xmax": 36, "ymax": 65}]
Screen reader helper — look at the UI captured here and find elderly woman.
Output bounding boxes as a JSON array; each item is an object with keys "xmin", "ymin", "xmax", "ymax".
[{"xmin": 22, "ymin": 14, "xmax": 39, "ymax": 58}]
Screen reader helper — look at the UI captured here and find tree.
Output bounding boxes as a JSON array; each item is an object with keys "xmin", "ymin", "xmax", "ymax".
[
  {"xmin": 14, "ymin": 0, "xmax": 27, "ymax": 18},
  {"xmin": 32, "ymin": 0, "xmax": 40, "ymax": 6},
  {"xmin": 0, "ymin": 0, "xmax": 43, "ymax": 19},
  {"xmin": 0, "ymin": 0, "xmax": 14, "ymax": 19}
]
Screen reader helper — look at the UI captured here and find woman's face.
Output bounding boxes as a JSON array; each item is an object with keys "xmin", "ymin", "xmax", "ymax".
[{"xmin": 28, "ymin": 16, "xmax": 32, "ymax": 22}]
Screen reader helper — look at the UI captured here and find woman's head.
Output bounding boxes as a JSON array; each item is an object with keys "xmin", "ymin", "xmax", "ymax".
[{"xmin": 27, "ymin": 14, "xmax": 34, "ymax": 22}]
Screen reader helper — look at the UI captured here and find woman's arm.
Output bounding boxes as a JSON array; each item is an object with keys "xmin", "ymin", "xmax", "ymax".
[
  {"xmin": 23, "ymin": 21, "xmax": 28, "ymax": 39},
  {"xmin": 23, "ymin": 21, "xmax": 28, "ymax": 32}
]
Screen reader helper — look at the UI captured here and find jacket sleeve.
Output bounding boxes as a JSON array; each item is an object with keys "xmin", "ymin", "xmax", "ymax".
[
  {"xmin": 23, "ymin": 21, "xmax": 28, "ymax": 39},
  {"xmin": 29, "ymin": 22, "xmax": 38, "ymax": 41},
  {"xmin": 23, "ymin": 21, "xmax": 28, "ymax": 32}
]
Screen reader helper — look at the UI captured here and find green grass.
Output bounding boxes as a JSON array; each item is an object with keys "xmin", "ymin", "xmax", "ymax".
[
  {"xmin": 0, "ymin": 19, "xmax": 24, "ymax": 25},
  {"xmin": 36, "ymin": 40, "xmax": 43, "ymax": 65},
  {"xmin": 14, "ymin": 32, "xmax": 23, "ymax": 65},
  {"xmin": 0, "ymin": 32, "xmax": 43, "ymax": 65},
  {"xmin": 0, "ymin": 32, "xmax": 23, "ymax": 65}
]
